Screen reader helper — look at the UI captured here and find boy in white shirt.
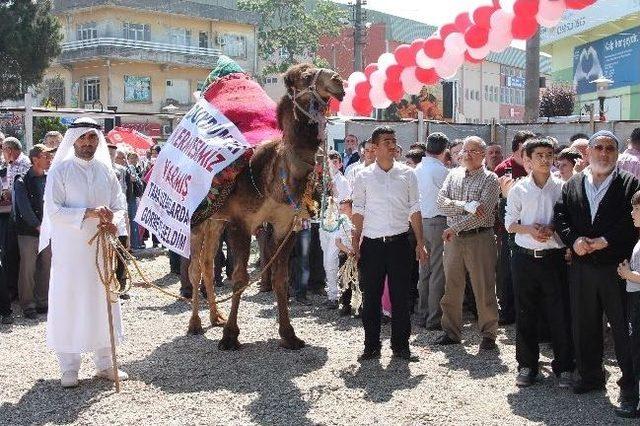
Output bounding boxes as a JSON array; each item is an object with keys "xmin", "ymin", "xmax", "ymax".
[{"xmin": 505, "ymin": 138, "xmax": 573, "ymax": 388}]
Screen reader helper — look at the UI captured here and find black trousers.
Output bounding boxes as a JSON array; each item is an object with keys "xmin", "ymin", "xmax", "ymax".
[
  {"xmin": 511, "ymin": 250, "xmax": 573, "ymax": 375},
  {"xmin": 0, "ymin": 214, "xmax": 19, "ymax": 299},
  {"xmin": 627, "ymin": 292, "xmax": 640, "ymax": 387},
  {"xmin": 116, "ymin": 236, "xmax": 128, "ymax": 289},
  {"xmin": 308, "ymin": 222, "xmax": 326, "ymax": 292},
  {"xmin": 214, "ymin": 229, "xmax": 234, "ymax": 281},
  {"xmin": 498, "ymin": 228, "xmax": 515, "ymax": 321},
  {"xmin": 359, "ymin": 234, "xmax": 412, "ymax": 352},
  {"xmin": 570, "ymin": 261, "xmax": 636, "ymax": 399},
  {"xmin": 0, "ymin": 242, "xmax": 11, "ymax": 316}
]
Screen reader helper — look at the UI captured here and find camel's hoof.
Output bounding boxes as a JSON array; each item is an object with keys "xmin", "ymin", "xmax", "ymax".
[
  {"xmin": 279, "ymin": 336, "xmax": 305, "ymax": 350},
  {"xmin": 218, "ymin": 335, "xmax": 241, "ymax": 350},
  {"xmin": 187, "ymin": 317, "xmax": 204, "ymax": 335},
  {"xmin": 210, "ymin": 312, "xmax": 227, "ymax": 327}
]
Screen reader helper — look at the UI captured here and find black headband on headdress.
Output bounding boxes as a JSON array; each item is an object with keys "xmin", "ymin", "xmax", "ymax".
[{"xmin": 69, "ymin": 121, "xmax": 102, "ymax": 130}]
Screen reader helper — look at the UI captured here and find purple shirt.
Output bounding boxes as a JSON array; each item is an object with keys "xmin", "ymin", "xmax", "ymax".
[{"xmin": 618, "ymin": 147, "xmax": 640, "ymax": 178}]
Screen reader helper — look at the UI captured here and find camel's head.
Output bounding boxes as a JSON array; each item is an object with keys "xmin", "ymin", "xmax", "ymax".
[{"xmin": 283, "ymin": 64, "xmax": 345, "ymax": 104}]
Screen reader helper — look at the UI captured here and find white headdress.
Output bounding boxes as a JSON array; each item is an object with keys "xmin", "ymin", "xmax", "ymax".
[
  {"xmin": 39, "ymin": 117, "xmax": 112, "ymax": 252},
  {"xmin": 49, "ymin": 117, "xmax": 112, "ymax": 171}
]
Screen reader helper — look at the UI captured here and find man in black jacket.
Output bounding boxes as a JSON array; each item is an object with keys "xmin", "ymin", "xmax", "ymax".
[
  {"xmin": 14, "ymin": 144, "xmax": 54, "ymax": 319},
  {"xmin": 554, "ymin": 130, "xmax": 639, "ymax": 415}
]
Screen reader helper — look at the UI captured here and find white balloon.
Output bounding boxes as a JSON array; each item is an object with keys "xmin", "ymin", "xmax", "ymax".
[
  {"xmin": 434, "ymin": 59, "xmax": 459, "ymax": 80},
  {"xmin": 537, "ymin": 0, "xmax": 566, "ymax": 21},
  {"xmin": 536, "ymin": 14, "xmax": 562, "ymax": 28},
  {"xmin": 490, "ymin": 8, "xmax": 515, "ymax": 31},
  {"xmin": 444, "ymin": 32, "xmax": 467, "ymax": 57},
  {"xmin": 370, "ymin": 85, "xmax": 392, "ymax": 109},
  {"xmin": 369, "ymin": 69, "xmax": 386, "ymax": 90},
  {"xmin": 338, "ymin": 94, "xmax": 357, "ymax": 116},
  {"xmin": 467, "ymin": 44, "xmax": 491, "ymax": 60},
  {"xmin": 487, "ymin": 27, "xmax": 513, "ymax": 53},
  {"xmin": 377, "ymin": 52, "xmax": 397, "ymax": 71},
  {"xmin": 400, "ymin": 66, "xmax": 423, "ymax": 95},
  {"xmin": 416, "ymin": 49, "xmax": 435, "ymax": 69},
  {"xmin": 347, "ymin": 71, "xmax": 367, "ymax": 88}
]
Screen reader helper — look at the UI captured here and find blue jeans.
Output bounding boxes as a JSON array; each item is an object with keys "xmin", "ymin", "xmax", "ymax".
[
  {"xmin": 292, "ymin": 228, "xmax": 311, "ymax": 298},
  {"xmin": 127, "ymin": 198, "xmax": 142, "ymax": 249}
]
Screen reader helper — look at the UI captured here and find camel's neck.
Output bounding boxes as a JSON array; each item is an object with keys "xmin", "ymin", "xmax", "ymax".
[{"xmin": 278, "ymin": 96, "xmax": 324, "ymax": 178}]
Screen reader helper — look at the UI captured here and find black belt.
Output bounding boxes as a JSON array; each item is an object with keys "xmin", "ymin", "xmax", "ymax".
[
  {"xmin": 367, "ymin": 232, "xmax": 408, "ymax": 243},
  {"xmin": 456, "ymin": 226, "xmax": 493, "ymax": 237},
  {"xmin": 513, "ymin": 245, "xmax": 564, "ymax": 259}
]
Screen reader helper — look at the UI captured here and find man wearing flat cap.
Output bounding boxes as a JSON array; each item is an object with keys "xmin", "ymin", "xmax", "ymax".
[{"xmin": 554, "ymin": 130, "xmax": 639, "ymax": 415}]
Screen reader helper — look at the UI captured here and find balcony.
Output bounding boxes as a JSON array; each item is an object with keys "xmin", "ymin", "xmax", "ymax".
[{"xmin": 59, "ymin": 38, "xmax": 223, "ymax": 68}]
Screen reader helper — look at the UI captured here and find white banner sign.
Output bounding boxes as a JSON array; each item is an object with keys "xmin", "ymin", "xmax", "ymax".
[{"xmin": 135, "ymin": 98, "xmax": 250, "ymax": 256}]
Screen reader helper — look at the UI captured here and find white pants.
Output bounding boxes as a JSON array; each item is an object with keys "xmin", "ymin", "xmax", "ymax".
[
  {"xmin": 57, "ymin": 347, "xmax": 112, "ymax": 373},
  {"xmin": 320, "ymin": 229, "xmax": 340, "ymax": 301}
]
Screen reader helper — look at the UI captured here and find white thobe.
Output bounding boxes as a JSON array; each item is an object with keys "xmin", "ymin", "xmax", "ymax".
[{"xmin": 45, "ymin": 156, "xmax": 127, "ymax": 353}]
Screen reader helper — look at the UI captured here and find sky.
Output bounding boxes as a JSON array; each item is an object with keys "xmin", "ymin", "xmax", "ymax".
[{"xmin": 332, "ymin": 0, "xmax": 524, "ymax": 47}]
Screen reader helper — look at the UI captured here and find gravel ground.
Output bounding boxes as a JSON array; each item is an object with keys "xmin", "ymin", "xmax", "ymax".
[{"xmin": 0, "ymin": 249, "xmax": 635, "ymax": 425}]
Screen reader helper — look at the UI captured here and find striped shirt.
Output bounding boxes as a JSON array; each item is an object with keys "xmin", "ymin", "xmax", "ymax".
[
  {"xmin": 437, "ymin": 166, "xmax": 500, "ymax": 233},
  {"xmin": 618, "ymin": 147, "xmax": 640, "ymax": 179}
]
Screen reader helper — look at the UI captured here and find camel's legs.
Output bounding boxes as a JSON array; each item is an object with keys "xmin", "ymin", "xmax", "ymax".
[
  {"xmin": 273, "ymin": 235, "xmax": 305, "ymax": 350},
  {"xmin": 218, "ymin": 225, "xmax": 251, "ymax": 350},
  {"xmin": 201, "ymin": 221, "xmax": 227, "ymax": 327},
  {"xmin": 187, "ymin": 221, "xmax": 207, "ymax": 335}
]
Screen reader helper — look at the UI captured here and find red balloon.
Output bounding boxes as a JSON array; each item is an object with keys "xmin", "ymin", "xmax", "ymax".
[
  {"xmin": 513, "ymin": 0, "xmax": 539, "ymax": 16},
  {"xmin": 473, "ymin": 6, "xmax": 497, "ymax": 27},
  {"xmin": 465, "ymin": 25, "xmax": 489, "ymax": 49},
  {"xmin": 383, "ymin": 78, "xmax": 404, "ymax": 102},
  {"xmin": 352, "ymin": 96, "xmax": 373, "ymax": 116},
  {"xmin": 364, "ymin": 63, "xmax": 378, "ymax": 79},
  {"xmin": 439, "ymin": 24, "xmax": 458, "ymax": 40},
  {"xmin": 328, "ymin": 97, "xmax": 340, "ymax": 113},
  {"xmin": 454, "ymin": 13, "xmax": 472, "ymax": 32},
  {"xmin": 511, "ymin": 15, "xmax": 538, "ymax": 40},
  {"xmin": 386, "ymin": 64, "xmax": 403, "ymax": 81},
  {"xmin": 464, "ymin": 51, "xmax": 483, "ymax": 64},
  {"xmin": 566, "ymin": 0, "xmax": 595, "ymax": 9},
  {"xmin": 394, "ymin": 44, "xmax": 415, "ymax": 67},
  {"xmin": 415, "ymin": 67, "xmax": 439, "ymax": 85},
  {"xmin": 423, "ymin": 37, "xmax": 445, "ymax": 59},
  {"xmin": 354, "ymin": 81, "xmax": 371, "ymax": 98}
]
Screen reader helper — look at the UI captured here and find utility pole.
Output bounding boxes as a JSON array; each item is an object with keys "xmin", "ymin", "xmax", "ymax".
[
  {"xmin": 350, "ymin": 0, "xmax": 366, "ymax": 72},
  {"xmin": 524, "ymin": 29, "xmax": 540, "ymax": 123}
]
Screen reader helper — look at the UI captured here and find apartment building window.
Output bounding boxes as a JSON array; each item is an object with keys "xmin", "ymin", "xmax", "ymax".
[
  {"xmin": 199, "ymin": 32, "xmax": 209, "ymax": 49},
  {"xmin": 170, "ymin": 28, "xmax": 191, "ymax": 46},
  {"xmin": 123, "ymin": 22, "xmax": 150, "ymax": 41},
  {"xmin": 484, "ymin": 85, "xmax": 488, "ymax": 101},
  {"xmin": 264, "ymin": 76, "xmax": 278, "ymax": 84},
  {"xmin": 221, "ymin": 34, "xmax": 247, "ymax": 59},
  {"xmin": 83, "ymin": 77, "xmax": 100, "ymax": 103},
  {"xmin": 474, "ymin": 90, "xmax": 480, "ymax": 101},
  {"xmin": 77, "ymin": 22, "xmax": 97, "ymax": 41},
  {"xmin": 45, "ymin": 77, "xmax": 65, "ymax": 106}
]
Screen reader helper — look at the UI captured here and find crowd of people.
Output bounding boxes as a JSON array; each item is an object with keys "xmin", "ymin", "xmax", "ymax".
[{"xmin": 2, "ymin": 119, "xmax": 640, "ymax": 418}]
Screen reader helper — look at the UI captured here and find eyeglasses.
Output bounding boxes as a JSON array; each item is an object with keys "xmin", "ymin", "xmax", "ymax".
[{"xmin": 592, "ymin": 145, "xmax": 617, "ymax": 153}]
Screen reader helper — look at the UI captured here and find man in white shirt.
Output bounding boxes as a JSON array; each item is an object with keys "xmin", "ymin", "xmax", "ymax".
[
  {"xmin": 42, "ymin": 118, "xmax": 129, "ymax": 388},
  {"xmin": 413, "ymin": 133, "xmax": 449, "ymax": 330},
  {"xmin": 505, "ymin": 138, "xmax": 573, "ymax": 388},
  {"xmin": 345, "ymin": 139, "xmax": 376, "ymax": 189},
  {"xmin": 352, "ymin": 126, "xmax": 428, "ymax": 361}
]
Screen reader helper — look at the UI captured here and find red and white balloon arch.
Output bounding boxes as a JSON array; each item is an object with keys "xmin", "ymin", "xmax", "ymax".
[{"xmin": 330, "ymin": 0, "xmax": 596, "ymax": 117}]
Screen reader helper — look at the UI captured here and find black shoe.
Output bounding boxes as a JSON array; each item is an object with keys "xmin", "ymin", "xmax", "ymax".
[
  {"xmin": 498, "ymin": 316, "xmax": 515, "ymax": 326},
  {"xmin": 23, "ymin": 309, "xmax": 37, "ymax": 320},
  {"xmin": 479, "ymin": 337, "xmax": 498, "ymax": 351},
  {"xmin": 180, "ymin": 289, "xmax": 192, "ymax": 299},
  {"xmin": 515, "ymin": 368, "xmax": 537, "ymax": 387},
  {"xmin": 1, "ymin": 313, "xmax": 14, "ymax": 324},
  {"xmin": 119, "ymin": 293, "xmax": 130, "ymax": 300},
  {"xmin": 615, "ymin": 401, "xmax": 640, "ymax": 418},
  {"xmin": 358, "ymin": 348, "xmax": 381, "ymax": 361},
  {"xmin": 426, "ymin": 323, "xmax": 442, "ymax": 331},
  {"xmin": 392, "ymin": 349, "xmax": 419, "ymax": 362},
  {"xmin": 572, "ymin": 381, "xmax": 606, "ymax": 394},
  {"xmin": 339, "ymin": 304, "xmax": 352, "ymax": 316},
  {"xmin": 381, "ymin": 314, "xmax": 391, "ymax": 325},
  {"xmin": 324, "ymin": 299, "xmax": 339, "ymax": 309},
  {"xmin": 295, "ymin": 295, "xmax": 311, "ymax": 306},
  {"xmin": 36, "ymin": 306, "xmax": 48, "ymax": 315},
  {"xmin": 434, "ymin": 333, "xmax": 461, "ymax": 345}
]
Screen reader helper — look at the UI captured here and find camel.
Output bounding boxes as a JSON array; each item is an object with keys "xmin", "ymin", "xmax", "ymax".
[{"xmin": 186, "ymin": 63, "xmax": 345, "ymax": 350}]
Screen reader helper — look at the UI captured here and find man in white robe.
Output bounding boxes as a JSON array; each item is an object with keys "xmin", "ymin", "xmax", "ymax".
[{"xmin": 41, "ymin": 118, "xmax": 129, "ymax": 388}]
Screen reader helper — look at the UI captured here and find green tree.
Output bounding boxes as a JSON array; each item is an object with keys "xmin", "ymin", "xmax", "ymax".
[
  {"xmin": 238, "ymin": 0, "xmax": 346, "ymax": 75},
  {"xmin": 539, "ymin": 84, "xmax": 576, "ymax": 118},
  {"xmin": 0, "ymin": 0, "xmax": 62, "ymax": 101},
  {"xmin": 33, "ymin": 100, "xmax": 66, "ymax": 145}
]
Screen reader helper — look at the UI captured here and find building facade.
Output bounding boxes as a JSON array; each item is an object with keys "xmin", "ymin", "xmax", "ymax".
[
  {"xmin": 41, "ymin": 0, "xmax": 259, "ymax": 138},
  {"xmin": 541, "ymin": 0, "xmax": 640, "ymax": 120}
]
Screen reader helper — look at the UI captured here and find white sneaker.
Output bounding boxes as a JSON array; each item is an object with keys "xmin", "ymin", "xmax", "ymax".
[
  {"xmin": 61, "ymin": 371, "xmax": 79, "ymax": 388},
  {"xmin": 95, "ymin": 368, "xmax": 129, "ymax": 382}
]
